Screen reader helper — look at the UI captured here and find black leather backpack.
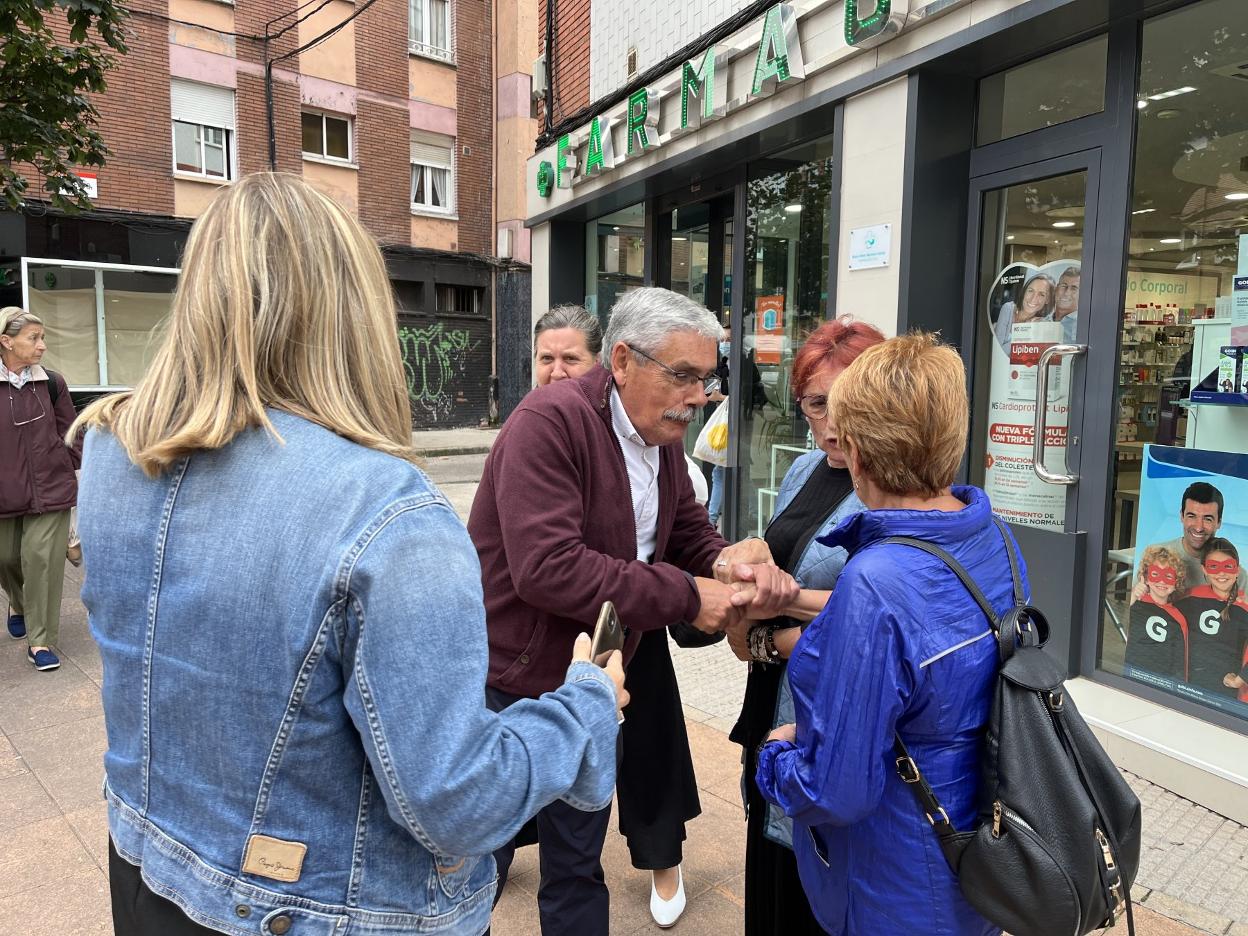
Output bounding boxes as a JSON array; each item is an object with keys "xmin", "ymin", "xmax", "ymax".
[{"xmin": 885, "ymin": 520, "xmax": 1142, "ymax": 936}]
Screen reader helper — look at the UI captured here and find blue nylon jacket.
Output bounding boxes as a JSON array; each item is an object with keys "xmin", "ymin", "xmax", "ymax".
[
  {"xmin": 756, "ymin": 486, "xmax": 1021, "ymax": 936},
  {"xmin": 79, "ymin": 412, "xmax": 620, "ymax": 936}
]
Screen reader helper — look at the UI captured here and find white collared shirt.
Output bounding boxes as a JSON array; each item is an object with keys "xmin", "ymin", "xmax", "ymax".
[{"xmin": 610, "ymin": 386, "xmax": 661, "ymax": 562}]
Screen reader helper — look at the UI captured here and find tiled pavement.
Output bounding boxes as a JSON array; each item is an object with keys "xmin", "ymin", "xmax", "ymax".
[{"xmin": 0, "ymin": 449, "xmax": 1242, "ymax": 935}]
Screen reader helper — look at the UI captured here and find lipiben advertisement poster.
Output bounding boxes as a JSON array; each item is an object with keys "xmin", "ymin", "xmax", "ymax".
[{"xmin": 982, "ymin": 260, "xmax": 1080, "ymax": 530}]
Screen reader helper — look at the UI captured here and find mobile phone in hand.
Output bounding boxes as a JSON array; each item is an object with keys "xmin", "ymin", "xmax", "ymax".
[{"xmin": 590, "ymin": 601, "xmax": 625, "ymax": 666}]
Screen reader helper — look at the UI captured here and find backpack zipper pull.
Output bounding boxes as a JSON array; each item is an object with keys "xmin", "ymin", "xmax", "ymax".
[
  {"xmin": 1096, "ymin": 828, "xmax": 1117, "ymax": 871},
  {"xmin": 992, "ymin": 800, "xmax": 1002, "ymax": 838}
]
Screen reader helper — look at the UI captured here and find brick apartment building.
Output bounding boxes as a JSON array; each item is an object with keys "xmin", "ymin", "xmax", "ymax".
[{"xmin": 0, "ymin": 0, "xmax": 540, "ymax": 427}]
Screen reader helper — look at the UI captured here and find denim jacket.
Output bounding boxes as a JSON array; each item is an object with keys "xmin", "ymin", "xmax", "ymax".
[
  {"xmin": 78, "ymin": 411, "xmax": 619, "ymax": 936},
  {"xmin": 761, "ymin": 450, "xmax": 863, "ymax": 846}
]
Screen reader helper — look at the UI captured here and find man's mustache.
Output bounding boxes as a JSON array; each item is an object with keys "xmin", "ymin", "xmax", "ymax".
[{"xmin": 663, "ymin": 407, "xmax": 696, "ymax": 423}]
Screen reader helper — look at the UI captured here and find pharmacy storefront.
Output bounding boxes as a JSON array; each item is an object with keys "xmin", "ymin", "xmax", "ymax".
[{"xmin": 526, "ymin": 0, "xmax": 1248, "ymax": 817}]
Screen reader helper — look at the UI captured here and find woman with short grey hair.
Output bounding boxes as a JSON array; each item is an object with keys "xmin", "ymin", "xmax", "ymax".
[
  {"xmin": 534, "ymin": 305, "xmax": 602, "ymax": 386},
  {"xmin": 0, "ymin": 307, "xmax": 81, "ymax": 671}
]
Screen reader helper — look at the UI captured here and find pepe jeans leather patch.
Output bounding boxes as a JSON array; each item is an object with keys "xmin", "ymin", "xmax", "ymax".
[{"xmin": 242, "ymin": 834, "xmax": 307, "ymax": 883}]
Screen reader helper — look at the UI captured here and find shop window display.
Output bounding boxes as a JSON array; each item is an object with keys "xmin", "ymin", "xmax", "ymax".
[
  {"xmin": 585, "ymin": 203, "xmax": 645, "ymax": 325},
  {"xmin": 1101, "ymin": 0, "xmax": 1248, "ymax": 721},
  {"xmin": 734, "ymin": 136, "xmax": 835, "ymax": 536},
  {"xmin": 26, "ymin": 262, "xmax": 177, "ymax": 389}
]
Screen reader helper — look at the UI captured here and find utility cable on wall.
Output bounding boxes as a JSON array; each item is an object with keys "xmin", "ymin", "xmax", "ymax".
[
  {"xmin": 128, "ymin": 0, "xmax": 340, "ymax": 44},
  {"xmin": 264, "ymin": 0, "xmax": 386, "ymax": 169}
]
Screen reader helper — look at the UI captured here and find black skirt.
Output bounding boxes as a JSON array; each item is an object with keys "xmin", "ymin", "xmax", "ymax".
[{"xmin": 616, "ymin": 627, "xmax": 702, "ymax": 869}]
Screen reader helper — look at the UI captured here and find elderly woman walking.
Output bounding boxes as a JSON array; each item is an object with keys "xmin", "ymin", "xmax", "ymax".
[
  {"xmin": 756, "ymin": 333, "xmax": 1026, "ymax": 935},
  {"xmin": 0, "ymin": 307, "xmax": 81, "ymax": 671}
]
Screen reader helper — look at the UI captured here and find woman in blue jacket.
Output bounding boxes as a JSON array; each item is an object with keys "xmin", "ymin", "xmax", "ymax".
[
  {"xmin": 724, "ymin": 317, "xmax": 884, "ymax": 935},
  {"xmin": 73, "ymin": 174, "xmax": 626, "ymax": 936},
  {"xmin": 756, "ymin": 333, "xmax": 1023, "ymax": 935}
]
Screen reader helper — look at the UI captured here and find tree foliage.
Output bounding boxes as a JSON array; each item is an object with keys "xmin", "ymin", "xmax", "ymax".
[{"xmin": 0, "ymin": 0, "xmax": 128, "ymax": 211}]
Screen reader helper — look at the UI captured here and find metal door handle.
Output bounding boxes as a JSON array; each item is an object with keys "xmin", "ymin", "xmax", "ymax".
[{"xmin": 1033, "ymin": 343, "xmax": 1086, "ymax": 485}]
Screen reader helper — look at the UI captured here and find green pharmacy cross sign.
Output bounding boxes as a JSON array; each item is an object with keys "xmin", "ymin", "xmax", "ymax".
[
  {"xmin": 844, "ymin": 0, "xmax": 910, "ymax": 48},
  {"xmin": 536, "ymin": 160, "xmax": 554, "ymax": 198},
  {"xmin": 533, "ymin": 0, "xmax": 912, "ymax": 198}
]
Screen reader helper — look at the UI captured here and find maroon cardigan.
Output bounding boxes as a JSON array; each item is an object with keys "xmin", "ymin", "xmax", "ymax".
[
  {"xmin": 469, "ymin": 365, "xmax": 729, "ymax": 698},
  {"xmin": 0, "ymin": 367, "xmax": 82, "ymax": 519}
]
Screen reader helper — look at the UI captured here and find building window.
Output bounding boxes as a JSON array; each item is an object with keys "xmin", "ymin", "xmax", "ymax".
[
  {"xmin": 410, "ymin": 131, "xmax": 454, "ymax": 215},
  {"xmin": 170, "ymin": 79, "xmax": 236, "ymax": 181},
  {"xmin": 435, "ymin": 284, "xmax": 481, "ymax": 314},
  {"xmin": 302, "ymin": 112, "xmax": 352, "ymax": 162},
  {"xmin": 409, "ymin": 0, "xmax": 452, "ymax": 61},
  {"xmin": 173, "ymin": 122, "xmax": 232, "ymax": 180}
]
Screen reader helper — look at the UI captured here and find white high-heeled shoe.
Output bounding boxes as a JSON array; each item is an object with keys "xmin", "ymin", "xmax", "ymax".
[{"xmin": 649, "ymin": 866, "xmax": 686, "ymax": 928}]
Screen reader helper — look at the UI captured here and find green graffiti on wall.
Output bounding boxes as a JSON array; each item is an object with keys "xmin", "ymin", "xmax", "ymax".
[{"xmin": 397, "ymin": 324, "xmax": 473, "ymax": 417}]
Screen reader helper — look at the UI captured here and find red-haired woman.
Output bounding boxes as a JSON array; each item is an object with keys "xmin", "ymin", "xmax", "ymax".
[{"xmin": 724, "ymin": 317, "xmax": 885, "ymax": 934}]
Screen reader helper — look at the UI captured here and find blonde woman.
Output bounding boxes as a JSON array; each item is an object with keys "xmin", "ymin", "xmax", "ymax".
[
  {"xmin": 74, "ymin": 173, "xmax": 626, "ymax": 936},
  {"xmin": 0, "ymin": 307, "xmax": 81, "ymax": 671}
]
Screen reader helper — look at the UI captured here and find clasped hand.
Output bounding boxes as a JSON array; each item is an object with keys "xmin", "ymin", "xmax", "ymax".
[{"xmin": 691, "ymin": 540, "xmax": 799, "ymax": 635}]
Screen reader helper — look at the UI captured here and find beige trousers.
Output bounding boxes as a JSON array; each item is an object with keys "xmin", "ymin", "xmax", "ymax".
[{"xmin": 0, "ymin": 511, "xmax": 72, "ymax": 647}]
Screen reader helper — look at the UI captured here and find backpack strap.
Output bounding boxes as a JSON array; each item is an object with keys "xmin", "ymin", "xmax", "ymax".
[
  {"xmin": 992, "ymin": 516, "xmax": 1026, "ymax": 608},
  {"xmin": 43, "ymin": 368, "xmax": 60, "ymax": 406},
  {"xmin": 879, "ymin": 535, "xmax": 1001, "ymax": 632},
  {"xmin": 878, "ymin": 530, "xmax": 1011, "ymax": 872},
  {"xmin": 891, "ymin": 732, "xmax": 968, "ymax": 871}
]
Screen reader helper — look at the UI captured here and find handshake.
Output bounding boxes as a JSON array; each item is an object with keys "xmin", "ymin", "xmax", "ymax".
[{"xmin": 689, "ymin": 537, "xmax": 800, "ymax": 636}]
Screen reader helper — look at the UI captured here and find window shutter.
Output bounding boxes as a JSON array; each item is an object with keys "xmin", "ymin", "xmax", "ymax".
[
  {"xmin": 171, "ymin": 79, "xmax": 236, "ymax": 130},
  {"xmin": 410, "ymin": 130, "xmax": 453, "ymax": 167}
]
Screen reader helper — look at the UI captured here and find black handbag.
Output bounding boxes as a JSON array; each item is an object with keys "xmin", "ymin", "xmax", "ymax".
[{"xmin": 884, "ymin": 520, "xmax": 1142, "ymax": 936}]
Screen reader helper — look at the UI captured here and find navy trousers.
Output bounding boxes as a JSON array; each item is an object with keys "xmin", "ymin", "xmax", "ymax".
[{"xmin": 486, "ymin": 685, "xmax": 613, "ymax": 936}]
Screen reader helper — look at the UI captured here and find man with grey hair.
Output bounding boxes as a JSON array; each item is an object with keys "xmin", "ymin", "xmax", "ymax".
[{"xmin": 469, "ymin": 287, "xmax": 796, "ymax": 935}]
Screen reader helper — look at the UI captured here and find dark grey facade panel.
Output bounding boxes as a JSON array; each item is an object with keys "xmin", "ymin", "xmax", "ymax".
[{"xmin": 496, "ymin": 267, "xmax": 533, "ymax": 422}]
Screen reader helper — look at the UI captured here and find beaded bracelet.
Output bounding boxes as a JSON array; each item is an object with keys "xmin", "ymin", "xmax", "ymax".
[{"xmin": 747, "ymin": 624, "xmax": 781, "ymax": 664}]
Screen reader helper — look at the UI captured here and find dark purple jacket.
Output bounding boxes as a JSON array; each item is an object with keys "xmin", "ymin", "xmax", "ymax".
[
  {"xmin": 469, "ymin": 365, "xmax": 729, "ymax": 698},
  {"xmin": 0, "ymin": 367, "xmax": 82, "ymax": 518}
]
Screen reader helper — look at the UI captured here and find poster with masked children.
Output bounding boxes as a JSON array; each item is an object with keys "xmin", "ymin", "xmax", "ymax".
[{"xmin": 1128, "ymin": 445, "xmax": 1248, "ymax": 717}]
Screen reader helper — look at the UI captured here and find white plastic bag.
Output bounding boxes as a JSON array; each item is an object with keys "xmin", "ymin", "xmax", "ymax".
[{"xmin": 693, "ymin": 399, "xmax": 730, "ymax": 467}]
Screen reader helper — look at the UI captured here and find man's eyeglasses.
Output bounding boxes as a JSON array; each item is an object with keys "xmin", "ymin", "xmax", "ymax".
[
  {"xmin": 627, "ymin": 344, "xmax": 721, "ymax": 395},
  {"xmin": 798, "ymin": 395, "xmax": 829, "ymax": 420},
  {"xmin": 8, "ymin": 385, "xmax": 45, "ymax": 427}
]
